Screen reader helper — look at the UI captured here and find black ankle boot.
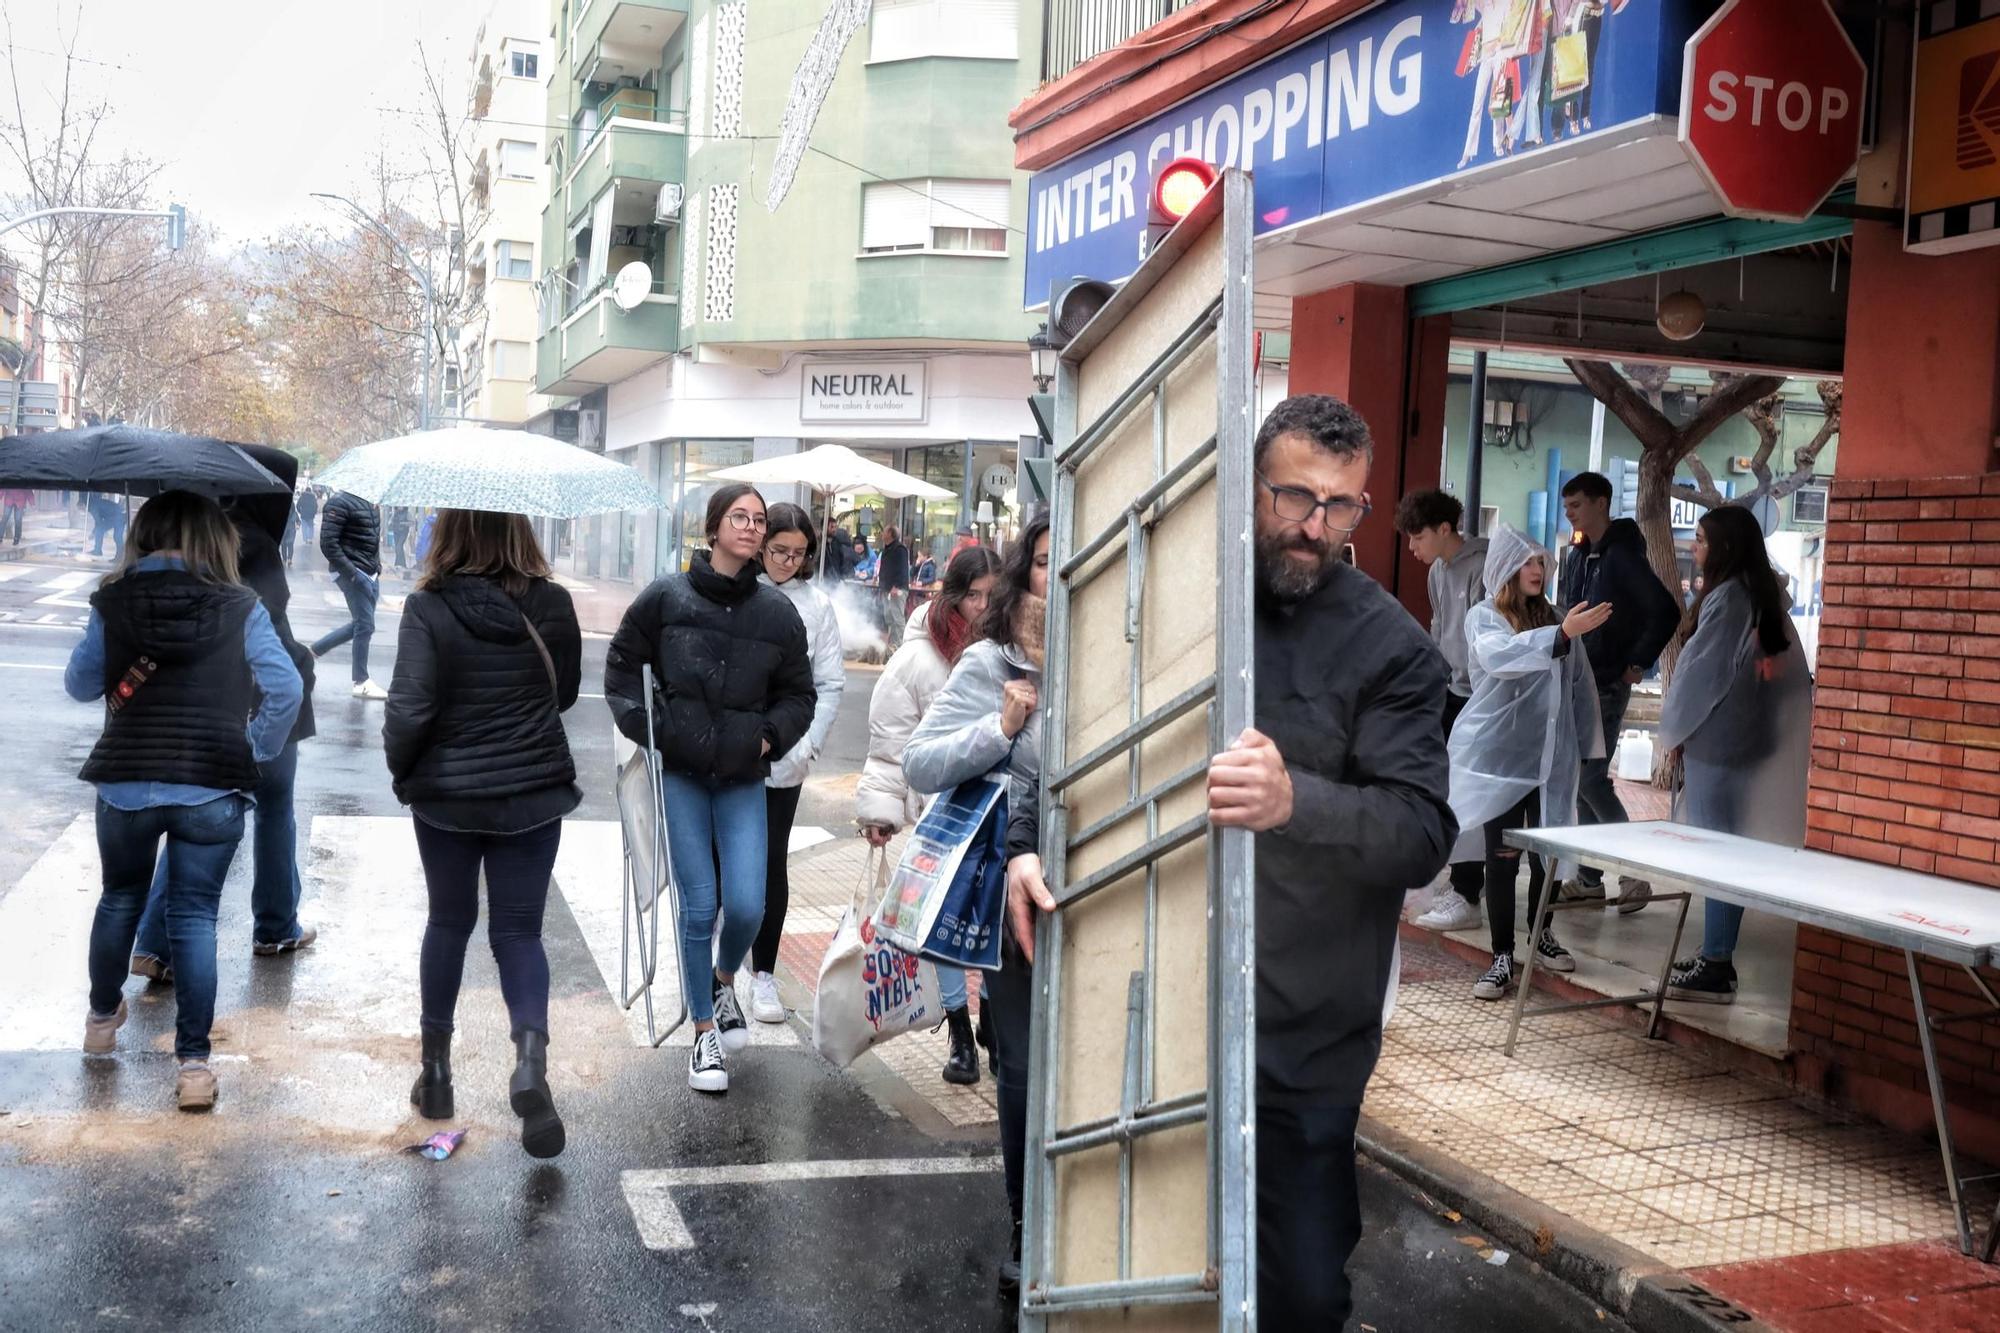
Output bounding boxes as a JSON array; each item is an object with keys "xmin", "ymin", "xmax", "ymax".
[
  {"xmin": 411, "ymin": 1028, "xmax": 453, "ymax": 1120},
  {"xmin": 509, "ymin": 1028, "xmax": 566, "ymax": 1159},
  {"xmin": 942, "ymin": 1005, "xmax": 980, "ymax": 1086},
  {"xmin": 997, "ymin": 1218, "xmax": 1023, "ymax": 1304}
]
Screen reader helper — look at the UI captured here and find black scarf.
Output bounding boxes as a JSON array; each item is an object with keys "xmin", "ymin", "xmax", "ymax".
[{"xmin": 687, "ymin": 549, "xmax": 760, "ymax": 606}]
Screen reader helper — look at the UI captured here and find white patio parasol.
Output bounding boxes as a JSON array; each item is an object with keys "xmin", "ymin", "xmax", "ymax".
[
  {"xmin": 312, "ymin": 426, "xmax": 662, "ymax": 517},
  {"xmin": 705, "ymin": 443, "xmax": 954, "ymax": 501}
]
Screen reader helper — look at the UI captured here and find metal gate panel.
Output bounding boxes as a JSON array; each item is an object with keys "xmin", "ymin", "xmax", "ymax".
[{"xmin": 1024, "ymin": 169, "xmax": 1256, "ymax": 1330}]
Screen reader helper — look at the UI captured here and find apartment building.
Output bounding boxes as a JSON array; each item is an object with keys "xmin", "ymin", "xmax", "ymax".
[
  {"xmin": 455, "ymin": 0, "xmax": 554, "ymax": 427},
  {"xmin": 533, "ymin": 0, "xmax": 1040, "ymax": 582}
]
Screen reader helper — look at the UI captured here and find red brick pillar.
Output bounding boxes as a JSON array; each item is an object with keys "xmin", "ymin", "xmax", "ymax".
[{"xmin": 1796, "ymin": 473, "xmax": 2000, "ymax": 1151}]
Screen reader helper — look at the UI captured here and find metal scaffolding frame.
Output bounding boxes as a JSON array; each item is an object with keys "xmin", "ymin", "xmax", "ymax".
[{"xmin": 1021, "ymin": 169, "xmax": 1258, "ymax": 1328}]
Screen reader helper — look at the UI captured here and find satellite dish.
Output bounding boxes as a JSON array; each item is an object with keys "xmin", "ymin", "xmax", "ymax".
[{"xmin": 612, "ymin": 261, "xmax": 652, "ymax": 312}]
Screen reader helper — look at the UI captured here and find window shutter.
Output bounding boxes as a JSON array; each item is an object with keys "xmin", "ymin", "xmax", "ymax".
[
  {"xmin": 868, "ymin": 0, "xmax": 932, "ymax": 63},
  {"xmin": 927, "ymin": 179, "xmax": 1009, "ymax": 233},
  {"xmin": 939, "ymin": 0, "xmax": 1017, "ymax": 59},
  {"xmin": 861, "ymin": 180, "xmax": 929, "ymax": 250}
]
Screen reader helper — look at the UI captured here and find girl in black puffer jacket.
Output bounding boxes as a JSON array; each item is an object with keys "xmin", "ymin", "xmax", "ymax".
[
  {"xmin": 604, "ymin": 483, "xmax": 816, "ymax": 1095},
  {"xmin": 384, "ymin": 509, "xmax": 582, "ymax": 1159}
]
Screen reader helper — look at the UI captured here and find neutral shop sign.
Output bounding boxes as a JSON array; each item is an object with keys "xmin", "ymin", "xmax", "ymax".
[{"xmin": 800, "ymin": 361, "xmax": 928, "ymax": 424}]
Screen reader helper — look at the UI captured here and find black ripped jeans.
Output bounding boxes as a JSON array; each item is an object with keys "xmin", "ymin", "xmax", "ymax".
[{"xmin": 1484, "ymin": 791, "xmax": 1547, "ymax": 960}]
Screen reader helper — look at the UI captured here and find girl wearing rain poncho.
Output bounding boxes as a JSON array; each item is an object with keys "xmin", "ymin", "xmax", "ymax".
[
  {"xmin": 1658, "ymin": 504, "xmax": 1813, "ymax": 1004},
  {"xmin": 1448, "ymin": 525, "xmax": 1609, "ymax": 1001}
]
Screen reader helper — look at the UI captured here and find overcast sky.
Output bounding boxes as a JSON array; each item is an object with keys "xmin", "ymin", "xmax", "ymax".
[{"xmin": 3, "ymin": 0, "xmax": 501, "ymax": 245}]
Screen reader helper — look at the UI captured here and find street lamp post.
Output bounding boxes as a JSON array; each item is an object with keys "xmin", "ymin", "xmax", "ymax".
[{"xmin": 310, "ymin": 192, "xmax": 436, "ymax": 432}]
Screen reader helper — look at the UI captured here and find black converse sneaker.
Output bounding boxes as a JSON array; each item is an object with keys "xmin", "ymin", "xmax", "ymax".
[
  {"xmin": 712, "ymin": 979, "xmax": 751, "ymax": 1052},
  {"xmin": 1472, "ymin": 953, "xmax": 1516, "ymax": 1001},
  {"xmin": 1666, "ymin": 954, "xmax": 1738, "ymax": 1004},
  {"xmin": 688, "ymin": 1028, "xmax": 729, "ymax": 1093},
  {"xmin": 1534, "ymin": 928, "xmax": 1577, "ymax": 973}
]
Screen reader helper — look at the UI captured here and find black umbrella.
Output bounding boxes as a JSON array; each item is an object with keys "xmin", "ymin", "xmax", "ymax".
[{"xmin": 0, "ymin": 424, "xmax": 291, "ymax": 498}]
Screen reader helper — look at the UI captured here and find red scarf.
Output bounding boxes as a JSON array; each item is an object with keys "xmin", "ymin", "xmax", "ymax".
[{"xmin": 929, "ymin": 602, "xmax": 974, "ymax": 666}]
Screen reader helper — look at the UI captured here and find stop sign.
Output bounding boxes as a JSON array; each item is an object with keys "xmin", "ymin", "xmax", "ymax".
[{"xmin": 1678, "ymin": 0, "xmax": 1867, "ymax": 222}]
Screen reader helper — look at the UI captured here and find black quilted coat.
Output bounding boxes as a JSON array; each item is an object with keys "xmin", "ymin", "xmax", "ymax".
[
  {"xmin": 603, "ymin": 552, "xmax": 817, "ymax": 786},
  {"xmin": 381, "ymin": 574, "xmax": 581, "ymax": 804},
  {"xmin": 318, "ymin": 490, "xmax": 382, "ymax": 579}
]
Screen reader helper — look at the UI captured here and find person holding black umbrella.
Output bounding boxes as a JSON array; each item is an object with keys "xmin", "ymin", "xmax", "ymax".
[
  {"xmin": 311, "ymin": 489, "xmax": 388, "ymax": 699},
  {"xmin": 129, "ymin": 449, "xmax": 321, "ymax": 981},
  {"xmin": 66, "ymin": 489, "xmax": 303, "ymax": 1111}
]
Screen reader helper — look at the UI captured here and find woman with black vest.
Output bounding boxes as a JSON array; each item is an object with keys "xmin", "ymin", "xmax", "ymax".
[
  {"xmin": 383, "ymin": 510, "xmax": 582, "ymax": 1160},
  {"xmin": 65, "ymin": 490, "xmax": 303, "ymax": 1112},
  {"xmin": 604, "ymin": 483, "xmax": 816, "ymax": 1095}
]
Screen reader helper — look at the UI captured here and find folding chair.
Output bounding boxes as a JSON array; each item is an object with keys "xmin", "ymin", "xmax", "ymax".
[{"xmin": 614, "ymin": 663, "xmax": 689, "ymax": 1047}]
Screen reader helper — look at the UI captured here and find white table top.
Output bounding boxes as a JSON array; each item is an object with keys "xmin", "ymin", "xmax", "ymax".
[{"xmin": 1506, "ymin": 822, "xmax": 2000, "ymax": 967}]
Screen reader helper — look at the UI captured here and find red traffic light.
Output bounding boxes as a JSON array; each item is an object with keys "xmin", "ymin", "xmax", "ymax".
[{"xmin": 1151, "ymin": 157, "xmax": 1217, "ymax": 225}]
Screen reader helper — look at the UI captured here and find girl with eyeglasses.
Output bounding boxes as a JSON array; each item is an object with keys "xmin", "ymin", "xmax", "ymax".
[
  {"xmin": 604, "ymin": 484, "xmax": 818, "ymax": 1093},
  {"xmin": 743, "ymin": 503, "xmax": 847, "ymax": 1027}
]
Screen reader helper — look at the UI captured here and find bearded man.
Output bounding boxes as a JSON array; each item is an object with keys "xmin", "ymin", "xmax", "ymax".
[{"xmin": 1205, "ymin": 393, "xmax": 1457, "ymax": 1328}]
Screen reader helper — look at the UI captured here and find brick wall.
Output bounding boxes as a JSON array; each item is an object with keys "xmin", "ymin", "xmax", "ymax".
[{"xmin": 1794, "ymin": 474, "xmax": 2000, "ymax": 1121}]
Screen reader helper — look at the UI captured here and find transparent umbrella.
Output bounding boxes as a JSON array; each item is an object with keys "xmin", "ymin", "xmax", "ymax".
[{"xmin": 311, "ymin": 426, "xmax": 661, "ymax": 517}]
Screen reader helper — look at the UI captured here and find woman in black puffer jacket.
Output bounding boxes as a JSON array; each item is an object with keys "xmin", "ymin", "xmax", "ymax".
[
  {"xmin": 383, "ymin": 509, "xmax": 582, "ymax": 1159},
  {"xmin": 604, "ymin": 483, "xmax": 816, "ymax": 1096}
]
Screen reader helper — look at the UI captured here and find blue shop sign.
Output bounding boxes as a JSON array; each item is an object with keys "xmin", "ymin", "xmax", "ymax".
[{"xmin": 1025, "ymin": 0, "xmax": 1701, "ymax": 306}]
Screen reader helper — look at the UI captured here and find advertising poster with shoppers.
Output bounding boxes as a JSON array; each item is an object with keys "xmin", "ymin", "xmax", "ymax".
[{"xmin": 1025, "ymin": 0, "xmax": 1700, "ymax": 302}]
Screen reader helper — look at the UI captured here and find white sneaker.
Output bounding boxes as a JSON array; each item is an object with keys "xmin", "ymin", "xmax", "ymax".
[
  {"xmin": 750, "ymin": 972, "xmax": 785, "ymax": 1024},
  {"xmin": 712, "ymin": 979, "xmax": 751, "ymax": 1052},
  {"xmin": 1616, "ymin": 878, "xmax": 1654, "ymax": 915},
  {"xmin": 351, "ymin": 679, "xmax": 389, "ymax": 700},
  {"xmin": 688, "ymin": 1028, "xmax": 728, "ymax": 1094},
  {"xmin": 1414, "ymin": 894, "xmax": 1484, "ymax": 932}
]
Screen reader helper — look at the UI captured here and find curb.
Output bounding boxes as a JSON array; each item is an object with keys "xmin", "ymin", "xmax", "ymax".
[{"xmin": 1358, "ymin": 1114, "xmax": 1780, "ymax": 1333}]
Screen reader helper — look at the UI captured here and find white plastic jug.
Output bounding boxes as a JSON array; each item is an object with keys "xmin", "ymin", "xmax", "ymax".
[{"xmin": 1614, "ymin": 729, "xmax": 1654, "ymax": 782}]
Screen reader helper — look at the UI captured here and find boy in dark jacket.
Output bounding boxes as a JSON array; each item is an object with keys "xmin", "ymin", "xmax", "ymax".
[{"xmin": 1557, "ymin": 471, "xmax": 1683, "ymax": 900}]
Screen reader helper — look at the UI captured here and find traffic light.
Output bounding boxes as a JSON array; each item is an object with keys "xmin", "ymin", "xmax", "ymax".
[
  {"xmin": 1045, "ymin": 275, "xmax": 1115, "ymax": 350},
  {"xmin": 1143, "ymin": 156, "xmax": 1217, "ymax": 259}
]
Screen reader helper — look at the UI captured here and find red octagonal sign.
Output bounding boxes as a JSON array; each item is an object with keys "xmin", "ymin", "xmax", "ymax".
[{"xmin": 1678, "ymin": 0, "xmax": 1867, "ymax": 223}]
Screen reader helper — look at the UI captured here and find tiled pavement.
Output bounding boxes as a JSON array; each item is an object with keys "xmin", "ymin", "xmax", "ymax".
[
  {"xmin": 774, "ymin": 834, "xmax": 998, "ymax": 1130},
  {"xmin": 1372, "ymin": 933, "xmax": 2000, "ymax": 1329}
]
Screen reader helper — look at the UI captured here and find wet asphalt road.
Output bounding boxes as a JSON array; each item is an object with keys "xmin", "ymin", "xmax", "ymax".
[{"xmin": 0, "ymin": 551, "xmax": 1631, "ymax": 1332}]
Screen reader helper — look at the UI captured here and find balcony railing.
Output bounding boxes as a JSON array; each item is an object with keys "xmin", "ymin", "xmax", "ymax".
[{"xmin": 1043, "ymin": 0, "xmax": 1202, "ymax": 82}]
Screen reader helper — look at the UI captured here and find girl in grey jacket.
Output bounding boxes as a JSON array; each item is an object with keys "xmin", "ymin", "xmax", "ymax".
[{"xmin": 902, "ymin": 513, "xmax": 1052, "ymax": 1305}]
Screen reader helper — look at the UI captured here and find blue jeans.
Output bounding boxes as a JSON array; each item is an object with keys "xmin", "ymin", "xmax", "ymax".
[
  {"xmin": 936, "ymin": 963, "xmax": 968, "ymax": 1011},
  {"xmin": 659, "ymin": 772, "xmax": 766, "ymax": 1022},
  {"xmin": 310, "ymin": 572, "xmax": 376, "ymax": 682},
  {"xmin": 1702, "ymin": 901, "xmax": 1746, "ymax": 961},
  {"xmin": 136, "ymin": 741, "xmax": 302, "ymax": 959},
  {"xmin": 89, "ymin": 795, "xmax": 246, "ymax": 1060}
]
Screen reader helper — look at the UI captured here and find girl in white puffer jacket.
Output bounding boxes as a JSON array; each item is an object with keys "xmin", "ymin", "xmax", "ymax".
[
  {"xmin": 854, "ymin": 542, "xmax": 1001, "ymax": 1084},
  {"xmin": 746, "ymin": 505, "xmax": 847, "ymax": 1025}
]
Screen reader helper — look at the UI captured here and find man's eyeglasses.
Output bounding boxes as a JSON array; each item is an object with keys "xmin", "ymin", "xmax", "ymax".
[
  {"xmin": 724, "ymin": 510, "xmax": 768, "ymax": 532},
  {"xmin": 764, "ymin": 545, "xmax": 807, "ymax": 566},
  {"xmin": 1257, "ymin": 475, "xmax": 1370, "ymax": 533}
]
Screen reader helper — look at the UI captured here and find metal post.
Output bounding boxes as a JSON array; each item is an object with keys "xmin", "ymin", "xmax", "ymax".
[
  {"xmin": 1907, "ymin": 949, "xmax": 1974, "ymax": 1255},
  {"xmin": 1464, "ymin": 350, "xmax": 1488, "ymax": 534}
]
